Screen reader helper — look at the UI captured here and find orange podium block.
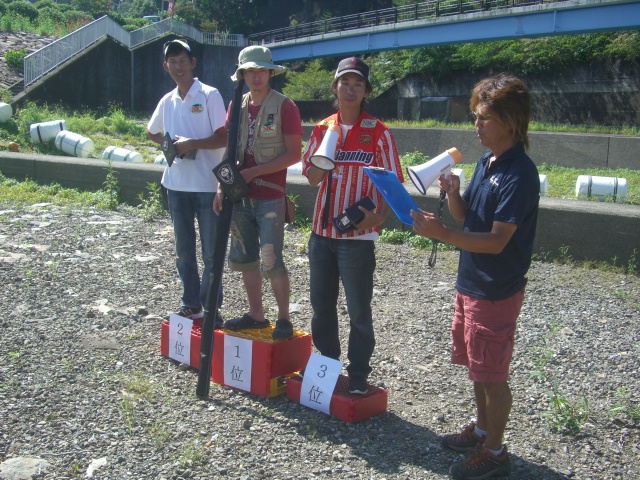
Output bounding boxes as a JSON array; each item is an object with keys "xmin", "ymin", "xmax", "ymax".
[
  {"xmin": 211, "ymin": 327, "xmax": 312, "ymax": 397},
  {"xmin": 286, "ymin": 374, "xmax": 388, "ymax": 423},
  {"xmin": 160, "ymin": 320, "xmax": 312, "ymax": 397}
]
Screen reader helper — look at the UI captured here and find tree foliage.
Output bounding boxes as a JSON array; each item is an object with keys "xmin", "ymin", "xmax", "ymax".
[
  {"xmin": 8, "ymin": 1, "xmax": 40, "ymax": 22},
  {"xmin": 71, "ymin": 0, "xmax": 111, "ymax": 17},
  {"xmin": 282, "ymin": 59, "xmax": 335, "ymax": 101}
]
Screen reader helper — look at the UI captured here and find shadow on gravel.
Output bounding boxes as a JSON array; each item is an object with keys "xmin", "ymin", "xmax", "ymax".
[{"xmin": 196, "ymin": 389, "xmax": 566, "ymax": 479}]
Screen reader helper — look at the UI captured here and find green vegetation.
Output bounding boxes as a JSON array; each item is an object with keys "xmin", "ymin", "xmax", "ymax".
[
  {"xmin": 138, "ymin": 181, "xmax": 168, "ymax": 221},
  {"xmin": 386, "ymin": 118, "xmax": 640, "ymax": 137},
  {"xmin": 545, "ymin": 384, "xmax": 590, "ymax": 435},
  {"xmin": 285, "ymin": 32, "xmax": 640, "ymax": 100},
  {"xmin": 0, "ymin": 172, "xmax": 114, "ymax": 208},
  {"xmin": 528, "ymin": 320, "xmax": 591, "ymax": 435},
  {"xmin": 1, "ymin": 0, "xmax": 93, "ymax": 37},
  {"xmin": 610, "ymin": 386, "xmax": 640, "ymax": 425},
  {"xmin": 4, "ymin": 48, "xmax": 28, "ymax": 68},
  {"xmin": 0, "ymin": 102, "xmax": 155, "ymax": 162},
  {"xmin": 3, "ymin": 0, "xmax": 638, "ymax": 100}
]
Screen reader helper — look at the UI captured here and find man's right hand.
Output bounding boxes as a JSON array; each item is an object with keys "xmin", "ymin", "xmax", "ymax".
[
  {"xmin": 438, "ymin": 173, "xmax": 461, "ymax": 195},
  {"xmin": 213, "ymin": 190, "xmax": 224, "ymax": 215}
]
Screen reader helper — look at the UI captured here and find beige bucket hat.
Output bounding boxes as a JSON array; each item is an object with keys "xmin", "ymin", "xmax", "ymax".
[{"xmin": 231, "ymin": 46, "xmax": 286, "ymax": 81}]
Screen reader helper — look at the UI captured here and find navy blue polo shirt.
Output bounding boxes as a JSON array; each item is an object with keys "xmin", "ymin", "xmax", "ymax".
[{"xmin": 456, "ymin": 143, "xmax": 540, "ymax": 301}]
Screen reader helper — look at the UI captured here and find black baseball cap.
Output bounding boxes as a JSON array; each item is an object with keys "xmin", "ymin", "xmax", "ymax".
[
  {"xmin": 335, "ymin": 57, "xmax": 370, "ymax": 83},
  {"xmin": 163, "ymin": 39, "xmax": 191, "ymax": 60}
]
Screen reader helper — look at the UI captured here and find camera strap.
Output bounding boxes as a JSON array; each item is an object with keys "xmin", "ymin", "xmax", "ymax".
[
  {"xmin": 428, "ymin": 189, "xmax": 447, "ymax": 267},
  {"xmin": 321, "ymin": 170, "xmax": 332, "ymax": 230}
]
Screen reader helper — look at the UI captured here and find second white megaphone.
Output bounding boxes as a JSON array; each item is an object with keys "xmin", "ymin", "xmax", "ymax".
[
  {"xmin": 310, "ymin": 125, "xmax": 340, "ymax": 171},
  {"xmin": 407, "ymin": 147, "xmax": 462, "ymax": 194}
]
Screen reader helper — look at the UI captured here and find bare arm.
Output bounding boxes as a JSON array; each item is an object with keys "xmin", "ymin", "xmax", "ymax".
[
  {"xmin": 173, "ymin": 127, "xmax": 228, "ymax": 158},
  {"xmin": 147, "ymin": 130, "xmax": 164, "ymax": 145},
  {"xmin": 411, "ymin": 210, "xmax": 517, "ymax": 254},
  {"xmin": 306, "ymin": 164, "xmax": 328, "ymax": 186},
  {"xmin": 147, "ymin": 127, "xmax": 228, "ymax": 158},
  {"xmin": 238, "ymin": 133, "xmax": 302, "ymax": 183}
]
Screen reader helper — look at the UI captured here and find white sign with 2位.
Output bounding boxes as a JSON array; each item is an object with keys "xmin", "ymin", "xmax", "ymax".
[
  {"xmin": 300, "ymin": 353, "xmax": 343, "ymax": 415},
  {"xmin": 168, "ymin": 314, "xmax": 193, "ymax": 366}
]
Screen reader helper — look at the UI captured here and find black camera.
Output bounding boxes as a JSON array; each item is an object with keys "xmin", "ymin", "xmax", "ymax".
[{"xmin": 332, "ymin": 196, "xmax": 376, "ymax": 234}]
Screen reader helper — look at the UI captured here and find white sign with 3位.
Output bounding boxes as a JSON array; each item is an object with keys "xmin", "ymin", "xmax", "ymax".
[
  {"xmin": 300, "ymin": 353, "xmax": 343, "ymax": 415},
  {"xmin": 168, "ymin": 314, "xmax": 193, "ymax": 366},
  {"xmin": 223, "ymin": 335, "xmax": 253, "ymax": 392}
]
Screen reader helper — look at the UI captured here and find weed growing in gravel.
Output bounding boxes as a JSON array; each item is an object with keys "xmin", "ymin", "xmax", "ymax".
[
  {"xmin": 626, "ymin": 248, "xmax": 638, "ymax": 274},
  {"xmin": 528, "ymin": 320, "xmax": 591, "ymax": 434},
  {"xmin": 146, "ymin": 420, "xmax": 172, "ymax": 449},
  {"xmin": 534, "ymin": 246, "xmax": 639, "ymax": 277},
  {"xmin": 610, "ymin": 386, "xmax": 640, "ymax": 425},
  {"xmin": 545, "ymin": 383, "xmax": 590, "ymax": 434},
  {"xmin": 102, "ymin": 160, "xmax": 120, "ymax": 210},
  {"xmin": 529, "ymin": 320, "xmax": 564, "ymax": 383},
  {"xmin": 379, "ymin": 229, "xmax": 440, "ymax": 249},
  {"xmin": 67, "ymin": 463, "xmax": 81, "ymax": 476},
  {"xmin": 137, "ymin": 181, "xmax": 167, "ymax": 221},
  {"xmin": 177, "ymin": 441, "xmax": 208, "ymax": 468},
  {"xmin": 118, "ymin": 373, "xmax": 159, "ymax": 436}
]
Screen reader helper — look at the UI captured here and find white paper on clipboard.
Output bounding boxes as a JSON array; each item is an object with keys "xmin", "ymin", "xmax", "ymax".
[{"xmin": 364, "ymin": 167, "xmax": 419, "ymax": 225}]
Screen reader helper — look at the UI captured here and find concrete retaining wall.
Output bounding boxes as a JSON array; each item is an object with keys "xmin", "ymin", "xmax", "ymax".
[
  {"xmin": 302, "ymin": 126, "xmax": 640, "ymax": 170},
  {"xmin": 1, "ymin": 151, "xmax": 638, "ymax": 266}
]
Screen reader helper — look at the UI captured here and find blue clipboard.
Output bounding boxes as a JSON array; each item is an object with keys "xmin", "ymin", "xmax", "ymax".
[{"xmin": 364, "ymin": 167, "xmax": 419, "ymax": 225}]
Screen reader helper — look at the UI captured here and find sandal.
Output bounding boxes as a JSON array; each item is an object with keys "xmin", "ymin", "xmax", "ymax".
[
  {"xmin": 224, "ymin": 313, "xmax": 270, "ymax": 331},
  {"xmin": 272, "ymin": 318, "xmax": 294, "ymax": 340}
]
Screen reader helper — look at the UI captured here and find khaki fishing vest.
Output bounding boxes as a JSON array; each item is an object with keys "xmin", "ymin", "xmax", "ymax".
[{"xmin": 237, "ymin": 89, "xmax": 287, "ymax": 165}]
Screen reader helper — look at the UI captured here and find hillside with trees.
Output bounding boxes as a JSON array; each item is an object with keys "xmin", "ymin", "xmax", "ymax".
[{"xmin": 1, "ymin": 0, "xmax": 639, "ymax": 105}]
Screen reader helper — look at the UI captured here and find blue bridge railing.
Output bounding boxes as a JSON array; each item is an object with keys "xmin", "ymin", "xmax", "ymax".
[{"xmin": 248, "ymin": 0, "xmax": 571, "ymax": 44}]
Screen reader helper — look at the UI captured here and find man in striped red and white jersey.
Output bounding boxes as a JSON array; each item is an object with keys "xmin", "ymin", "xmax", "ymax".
[{"xmin": 301, "ymin": 56, "xmax": 403, "ymax": 395}]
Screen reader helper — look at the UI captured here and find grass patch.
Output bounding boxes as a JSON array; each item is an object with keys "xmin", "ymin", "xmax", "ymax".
[
  {"xmin": 0, "ymin": 102, "xmax": 156, "ymax": 162},
  {"xmin": 386, "ymin": 118, "xmax": 640, "ymax": 136},
  {"xmin": 0, "ymin": 171, "xmax": 118, "ymax": 209},
  {"xmin": 610, "ymin": 386, "xmax": 640, "ymax": 425}
]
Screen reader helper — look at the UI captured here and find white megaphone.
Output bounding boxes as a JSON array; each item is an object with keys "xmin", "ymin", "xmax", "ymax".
[
  {"xmin": 309, "ymin": 124, "xmax": 340, "ymax": 171},
  {"xmin": 407, "ymin": 147, "xmax": 463, "ymax": 194}
]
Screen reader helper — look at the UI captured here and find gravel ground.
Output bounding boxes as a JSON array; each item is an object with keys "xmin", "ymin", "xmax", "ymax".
[{"xmin": 1, "ymin": 201, "xmax": 639, "ymax": 480}]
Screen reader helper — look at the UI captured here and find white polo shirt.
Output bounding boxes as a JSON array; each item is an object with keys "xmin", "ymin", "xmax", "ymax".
[{"xmin": 148, "ymin": 78, "xmax": 226, "ymax": 192}]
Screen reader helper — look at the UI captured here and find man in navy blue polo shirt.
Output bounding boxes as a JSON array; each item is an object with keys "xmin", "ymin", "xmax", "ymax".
[{"xmin": 411, "ymin": 73, "xmax": 539, "ymax": 480}]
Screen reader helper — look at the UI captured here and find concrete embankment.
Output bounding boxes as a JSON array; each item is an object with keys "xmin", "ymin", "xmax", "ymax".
[{"xmin": 1, "ymin": 151, "xmax": 638, "ymax": 266}]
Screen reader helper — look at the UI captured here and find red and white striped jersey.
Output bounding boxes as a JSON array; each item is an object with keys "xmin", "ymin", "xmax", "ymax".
[{"xmin": 302, "ymin": 111, "xmax": 403, "ymax": 239}]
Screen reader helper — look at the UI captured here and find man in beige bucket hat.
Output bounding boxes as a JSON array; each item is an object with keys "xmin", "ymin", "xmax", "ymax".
[
  {"xmin": 215, "ymin": 46, "xmax": 302, "ymax": 340},
  {"xmin": 230, "ymin": 46, "xmax": 286, "ymax": 82}
]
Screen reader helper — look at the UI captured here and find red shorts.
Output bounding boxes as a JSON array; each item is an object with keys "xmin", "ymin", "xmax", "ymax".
[{"xmin": 451, "ymin": 289, "xmax": 524, "ymax": 383}]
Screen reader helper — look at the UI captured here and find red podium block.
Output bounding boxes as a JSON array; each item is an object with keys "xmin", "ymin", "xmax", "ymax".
[
  {"xmin": 160, "ymin": 319, "xmax": 312, "ymax": 397},
  {"xmin": 160, "ymin": 318, "xmax": 203, "ymax": 369},
  {"xmin": 211, "ymin": 328, "xmax": 312, "ymax": 398},
  {"xmin": 286, "ymin": 374, "xmax": 388, "ymax": 423}
]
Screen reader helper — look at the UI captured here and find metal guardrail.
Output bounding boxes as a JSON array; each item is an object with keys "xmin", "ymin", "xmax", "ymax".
[
  {"xmin": 248, "ymin": 0, "xmax": 569, "ymax": 44},
  {"xmin": 23, "ymin": 16, "xmax": 247, "ymax": 88},
  {"xmin": 24, "ymin": 16, "xmax": 130, "ymax": 86},
  {"xmin": 130, "ymin": 18, "xmax": 203, "ymax": 47},
  {"xmin": 202, "ymin": 32, "xmax": 247, "ymax": 48}
]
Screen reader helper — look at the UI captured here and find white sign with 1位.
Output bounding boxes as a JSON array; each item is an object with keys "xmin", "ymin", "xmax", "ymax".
[
  {"xmin": 223, "ymin": 335, "xmax": 253, "ymax": 392},
  {"xmin": 168, "ymin": 314, "xmax": 193, "ymax": 366},
  {"xmin": 300, "ymin": 353, "xmax": 343, "ymax": 415}
]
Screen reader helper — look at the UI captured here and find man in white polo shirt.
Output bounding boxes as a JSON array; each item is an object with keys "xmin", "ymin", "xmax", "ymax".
[{"xmin": 147, "ymin": 39, "xmax": 228, "ymax": 324}]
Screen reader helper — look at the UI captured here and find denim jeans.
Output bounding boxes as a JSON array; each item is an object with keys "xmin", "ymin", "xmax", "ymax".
[
  {"xmin": 166, "ymin": 189, "xmax": 222, "ymax": 310},
  {"xmin": 229, "ymin": 197, "xmax": 287, "ymax": 278},
  {"xmin": 308, "ymin": 232, "xmax": 376, "ymax": 381}
]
